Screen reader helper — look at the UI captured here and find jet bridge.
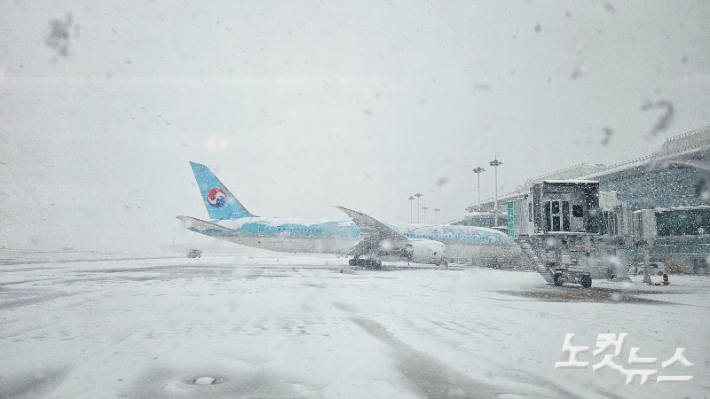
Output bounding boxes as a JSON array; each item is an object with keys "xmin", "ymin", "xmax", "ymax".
[{"xmin": 512, "ymin": 180, "xmax": 600, "ymax": 288}]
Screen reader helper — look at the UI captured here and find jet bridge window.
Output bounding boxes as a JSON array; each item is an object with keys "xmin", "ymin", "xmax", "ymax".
[
  {"xmin": 573, "ymin": 205, "xmax": 584, "ymax": 217},
  {"xmin": 551, "ymin": 201, "xmax": 560, "ymax": 231},
  {"xmin": 546, "ymin": 200, "xmax": 571, "ymax": 232},
  {"xmin": 562, "ymin": 201, "xmax": 570, "ymax": 232}
]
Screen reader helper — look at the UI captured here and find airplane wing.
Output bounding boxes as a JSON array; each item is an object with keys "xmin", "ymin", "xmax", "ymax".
[{"xmin": 335, "ymin": 206, "xmax": 408, "ymax": 243}]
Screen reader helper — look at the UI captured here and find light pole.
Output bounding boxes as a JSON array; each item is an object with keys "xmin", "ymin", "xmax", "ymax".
[
  {"xmin": 434, "ymin": 208, "xmax": 440, "ymax": 223},
  {"xmin": 489, "ymin": 158, "xmax": 503, "ymax": 227},
  {"xmin": 408, "ymin": 196, "xmax": 415, "ymax": 223},
  {"xmin": 422, "ymin": 206, "xmax": 428, "ymax": 223},
  {"xmin": 472, "ymin": 166, "xmax": 485, "ymax": 211},
  {"xmin": 414, "ymin": 192, "xmax": 423, "ymax": 223}
]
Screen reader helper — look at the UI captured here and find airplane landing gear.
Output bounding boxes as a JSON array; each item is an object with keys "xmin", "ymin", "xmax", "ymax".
[{"xmin": 349, "ymin": 258, "xmax": 383, "ymax": 269}]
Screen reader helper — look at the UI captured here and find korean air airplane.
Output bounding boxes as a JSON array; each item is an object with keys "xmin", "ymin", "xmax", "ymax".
[{"xmin": 177, "ymin": 162, "xmax": 520, "ymax": 268}]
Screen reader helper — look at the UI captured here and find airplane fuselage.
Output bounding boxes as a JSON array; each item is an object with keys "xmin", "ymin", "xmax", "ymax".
[
  {"xmin": 180, "ymin": 161, "xmax": 521, "ymax": 266},
  {"xmin": 183, "ymin": 216, "xmax": 521, "ymax": 263}
]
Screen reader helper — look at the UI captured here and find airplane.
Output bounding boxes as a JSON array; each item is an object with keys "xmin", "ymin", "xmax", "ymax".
[{"xmin": 177, "ymin": 162, "xmax": 521, "ymax": 268}]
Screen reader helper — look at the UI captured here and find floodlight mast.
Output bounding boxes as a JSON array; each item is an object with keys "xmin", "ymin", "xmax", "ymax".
[
  {"xmin": 489, "ymin": 158, "xmax": 503, "ymax": 227},
  {"xmin": 414, "ymin": 192, "xmax": 423, "ymax": 223},
  {"xmin": 472, "ymin": 166, "xmax": 485, "ymax": 211},
  {"xmin": 408, "ymin": 196, "xmax": 415, "ymax": 223}
]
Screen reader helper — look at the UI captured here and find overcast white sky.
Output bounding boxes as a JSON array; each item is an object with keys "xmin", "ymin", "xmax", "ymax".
[{"xmin": 1, "ymin": 0, "xmax": 710, "ymax": 251}]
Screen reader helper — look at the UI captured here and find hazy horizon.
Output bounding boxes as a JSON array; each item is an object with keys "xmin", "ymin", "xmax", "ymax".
[{"xmin": 2, "ymin": 0, "xmax": 709, "ymax": 251}]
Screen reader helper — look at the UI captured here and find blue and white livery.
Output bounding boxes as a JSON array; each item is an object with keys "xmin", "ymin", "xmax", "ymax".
[
  {"xmin": 189, "ymin": 161, "xmax": 254, "ymax": 220},
  {"xmin": 178, "ymin": 162, "xmax": 520, "ymax": 267}
]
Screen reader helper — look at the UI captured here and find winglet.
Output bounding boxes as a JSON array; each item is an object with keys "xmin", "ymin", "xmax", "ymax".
[{"xmin": 336, "ymin": 206, "xmax": 407, "ymax": 242}]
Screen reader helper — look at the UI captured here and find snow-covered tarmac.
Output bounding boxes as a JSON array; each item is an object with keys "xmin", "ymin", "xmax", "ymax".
[{"xmin": 1, "ymin": 252, "xmax": 708, "ymax": 398}]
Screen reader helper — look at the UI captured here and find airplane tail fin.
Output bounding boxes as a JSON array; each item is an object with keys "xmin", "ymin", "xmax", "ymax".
[{"xmin": 189, "ymin": 161, "xmax": 256, "ymax": 220}]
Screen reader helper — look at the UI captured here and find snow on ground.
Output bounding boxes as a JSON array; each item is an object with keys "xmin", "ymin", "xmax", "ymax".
[{"xmin": 0, "ymin": 252, "xmax": 708, "ymax": 398}]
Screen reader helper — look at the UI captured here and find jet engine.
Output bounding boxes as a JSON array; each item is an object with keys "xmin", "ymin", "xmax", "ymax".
[
  {"xmin": 353, "ymin": 238, "xmax": 446, "ymax": 265},
  {"xmin": 395, "ymin": 239, "xmax": 446, "ymax": 265}
]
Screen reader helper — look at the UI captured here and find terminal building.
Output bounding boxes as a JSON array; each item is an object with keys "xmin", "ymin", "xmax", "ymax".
[{"xmin": 453, "ymin": 126, "xmax": 710, "ymax": 274}]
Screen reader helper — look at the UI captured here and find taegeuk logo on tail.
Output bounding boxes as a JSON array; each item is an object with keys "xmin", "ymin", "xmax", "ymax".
[{"xmin": 206, "ymin": 188, "xmax": 227, "ymax": 208}]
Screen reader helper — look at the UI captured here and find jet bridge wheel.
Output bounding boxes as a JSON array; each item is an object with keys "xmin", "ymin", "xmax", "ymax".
[
  {"xmin": 352, "ymin": 259, "xmax": 383, "ymax": 269},
  {"xmin": 553, "ymin": 273, "xmax": 564, "ymax": 287},
  {"xmin": 580, "ymin": 274, "xmax": 592, "ymax": 289}
]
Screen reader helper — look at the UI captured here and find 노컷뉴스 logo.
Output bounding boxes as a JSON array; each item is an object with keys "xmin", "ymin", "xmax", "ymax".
[{"xmin": 555, "ymin": 333, "xmax": 693, "ymax": 385}]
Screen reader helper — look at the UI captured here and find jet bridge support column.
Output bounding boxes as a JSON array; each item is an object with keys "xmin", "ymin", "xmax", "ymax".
[{"xmin": 642, "ymin": 245, "xmax": 652, "ymax": 284}]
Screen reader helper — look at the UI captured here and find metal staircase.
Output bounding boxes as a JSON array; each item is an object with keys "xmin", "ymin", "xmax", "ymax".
[{"xmin": 516, "ymin": 238, "xmax": 553, "ymax": 283}]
